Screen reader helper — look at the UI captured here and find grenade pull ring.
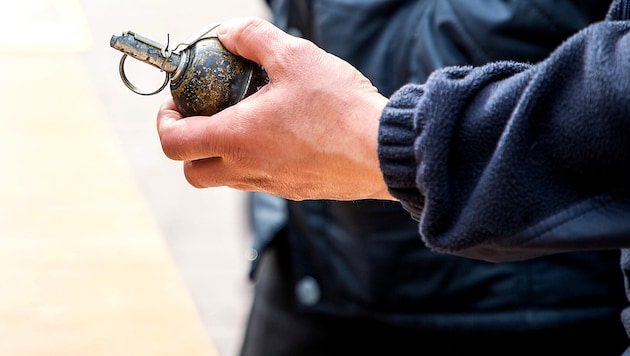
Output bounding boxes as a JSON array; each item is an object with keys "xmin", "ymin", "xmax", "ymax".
[
  {"xmin": 116, "ymin": 32, "xmax": 173, "ymax": 96},
  {"xmin": 113, "ymin": 25, "xmax": 221, "ymax": 96},
  {"xmin": 119, "ymin": 54, "xmax": 171, "ymax": 96}
]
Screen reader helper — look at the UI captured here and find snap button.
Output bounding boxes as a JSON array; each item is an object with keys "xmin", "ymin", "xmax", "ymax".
[
  {"xmin": 295, "ymin": 276, "xmax": 320, "ymax": 306},
  {"xmin": 245, "ymin": 248, "xmax": 259, "ymax": 262}
]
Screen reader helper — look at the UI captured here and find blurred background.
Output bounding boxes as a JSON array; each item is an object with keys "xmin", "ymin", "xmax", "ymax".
[{"xmin": 0, "ymin": 1, "xmax": 270, "ymax": 355}]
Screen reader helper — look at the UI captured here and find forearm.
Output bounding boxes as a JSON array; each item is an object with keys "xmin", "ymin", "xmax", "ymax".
[{"xmin": 379, "ymin": 22, "xmax": 630, "ymax": 261}]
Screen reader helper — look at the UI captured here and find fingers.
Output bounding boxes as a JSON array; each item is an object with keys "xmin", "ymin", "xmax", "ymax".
[
  {"xmin": 183, "ymin": 158, "xmax": 223, "ymax": 188},
  {"xmin": 156, "ymin": 96, "xmax": 190, "ymax": 160},
  {"xmin": 156, "ymin": 100, "xmax": 240, "ymax": 190},
  {"xmin": 156, "ymin": 96, "xmax": 228, "ymax": 162},
  {"xmin": 217, "ymin": 17, "xmax": 298, "ymax": 71},
  {"xmin": 183, "ymin": 158, "xmax": 257, "ymax": 191},
  {"xmin": 156, "ymin": 96, "xmax": 181, "ymax": 132}
]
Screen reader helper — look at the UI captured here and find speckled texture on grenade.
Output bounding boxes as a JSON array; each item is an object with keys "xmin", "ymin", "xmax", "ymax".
[{"xmin": 170, "ymin": 38, "xmax": 268, "ymax": 117}]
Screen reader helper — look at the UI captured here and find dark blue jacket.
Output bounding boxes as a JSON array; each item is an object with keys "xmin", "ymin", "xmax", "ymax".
[
  {"xmin": 250, "ymin": 0, "xmax": 626, "ymax": 333},
  {"xmin": 378, "ymin": 0, "xmax": 630, "ymax": 345}
]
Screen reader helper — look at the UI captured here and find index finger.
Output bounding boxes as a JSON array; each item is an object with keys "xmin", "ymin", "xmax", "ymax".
[
  {"xmin": 216, "ymin": 17, "xmax": 293, "ymax": 70},
  {"xmin": 156, "ymin": 95, "xmax": 183, "ymax": 133}
]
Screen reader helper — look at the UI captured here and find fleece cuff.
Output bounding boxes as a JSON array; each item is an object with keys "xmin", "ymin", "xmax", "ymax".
[{"xmin": 377, "ymin": 84, "xmax": 426, "ymax": 218}]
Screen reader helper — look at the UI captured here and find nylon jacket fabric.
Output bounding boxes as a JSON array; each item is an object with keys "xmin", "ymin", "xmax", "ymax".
[
  {"xmin": 251, "ymin": 0, "xmax": 626, "ymax": 333},
  {"xmin": 378, "ymin": 0, "xmax": 630, "ymax": 345}
]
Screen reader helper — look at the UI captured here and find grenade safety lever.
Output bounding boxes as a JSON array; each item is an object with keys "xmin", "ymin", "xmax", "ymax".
[{"xmin": 110, "ymin": 26, "xmax": 268, "ymax": 117}]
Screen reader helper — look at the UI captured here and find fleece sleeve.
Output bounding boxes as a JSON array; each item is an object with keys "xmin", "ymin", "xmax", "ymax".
[{"xmin": 378, "ymin": 21, "xmax": 630, "ymax": 262}]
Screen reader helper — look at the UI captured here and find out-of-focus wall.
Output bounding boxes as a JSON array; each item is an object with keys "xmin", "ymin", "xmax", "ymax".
[
  {"xmin": 82, "ymin": 1, "xmax": 272, "ymax": 355},
  {"xmin": 82, "ymin": 0, "xmax": 269, "ymax": 356}
]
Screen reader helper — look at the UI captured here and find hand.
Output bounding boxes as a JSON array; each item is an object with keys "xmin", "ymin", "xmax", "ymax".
[{"xmin": 156, "ymin": 17, "xmax": 394, "ymax": 201}]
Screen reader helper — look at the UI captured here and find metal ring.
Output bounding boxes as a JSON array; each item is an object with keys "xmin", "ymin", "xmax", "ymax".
[{"xmin": 118, "ymin": 54, "xmax": 170, "ymax": 96}]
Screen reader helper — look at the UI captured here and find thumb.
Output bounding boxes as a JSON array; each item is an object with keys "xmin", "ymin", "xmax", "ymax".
[{"xmin": 217, "ymin": 17, "xmax": 287, "ymax": 68}]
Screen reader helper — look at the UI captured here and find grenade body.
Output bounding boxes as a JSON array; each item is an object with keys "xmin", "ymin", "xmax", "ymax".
[
  {"xmin": 170, "ymin": 38, "xmax": 269, "ymax": 117},
  {"xmin": 110, "ymin": 31, "xmax": 268, "ymax": 117}
]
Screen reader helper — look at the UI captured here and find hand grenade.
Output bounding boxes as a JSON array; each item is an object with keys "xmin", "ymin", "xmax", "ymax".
[{"xmin": 110, "ymin": 25, "xmax": 268, "ymax": 117}]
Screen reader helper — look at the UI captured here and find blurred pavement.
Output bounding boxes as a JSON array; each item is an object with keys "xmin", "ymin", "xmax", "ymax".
[{"xmin": 0, "ymin": 1, "xmax": 270, "ymax": 355}]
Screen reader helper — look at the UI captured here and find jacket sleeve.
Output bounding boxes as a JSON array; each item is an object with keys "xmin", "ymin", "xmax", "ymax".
[{"xmin": 378, "ymin": 21, "xmax": 630, "ymax": 262}]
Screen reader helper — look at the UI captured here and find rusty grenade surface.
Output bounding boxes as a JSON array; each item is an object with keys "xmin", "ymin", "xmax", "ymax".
[
  {"xmin": 170, "ymin": 38, "xmax": 269, "ymax": 117},
  {"xmin": 110, "ymin": 30, "xmax": 268, "ymax": 117}
]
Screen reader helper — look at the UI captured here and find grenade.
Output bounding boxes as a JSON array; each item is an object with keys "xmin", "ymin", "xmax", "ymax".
[{"xmin": 110, "ymin": 26, "xmax": 268, "ymax": 117}]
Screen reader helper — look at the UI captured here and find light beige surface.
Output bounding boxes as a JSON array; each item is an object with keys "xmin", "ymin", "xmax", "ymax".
[
  {"xmin": 0, "ymin": 54, "xmax": 218, "ymax": 355},
  {"xmin": 0, "ymin": 0, "xmax": 271, "ymax": 355}
]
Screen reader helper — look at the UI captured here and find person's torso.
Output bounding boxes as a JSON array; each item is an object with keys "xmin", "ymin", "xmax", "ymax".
[{"xmin": 254, "ymin": 0, "xmax": 625, "ymax": 330}]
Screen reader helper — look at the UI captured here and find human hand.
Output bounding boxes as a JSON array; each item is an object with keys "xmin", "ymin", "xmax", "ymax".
[{"xmin": 156, "ymin": 17, "xmax": 394, "ymax": 201}]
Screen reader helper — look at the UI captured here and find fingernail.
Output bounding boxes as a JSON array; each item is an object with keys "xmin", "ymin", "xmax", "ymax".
[{"xmin": 217, "ymin": 19, "xmax": 235, "ymax": 36}]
